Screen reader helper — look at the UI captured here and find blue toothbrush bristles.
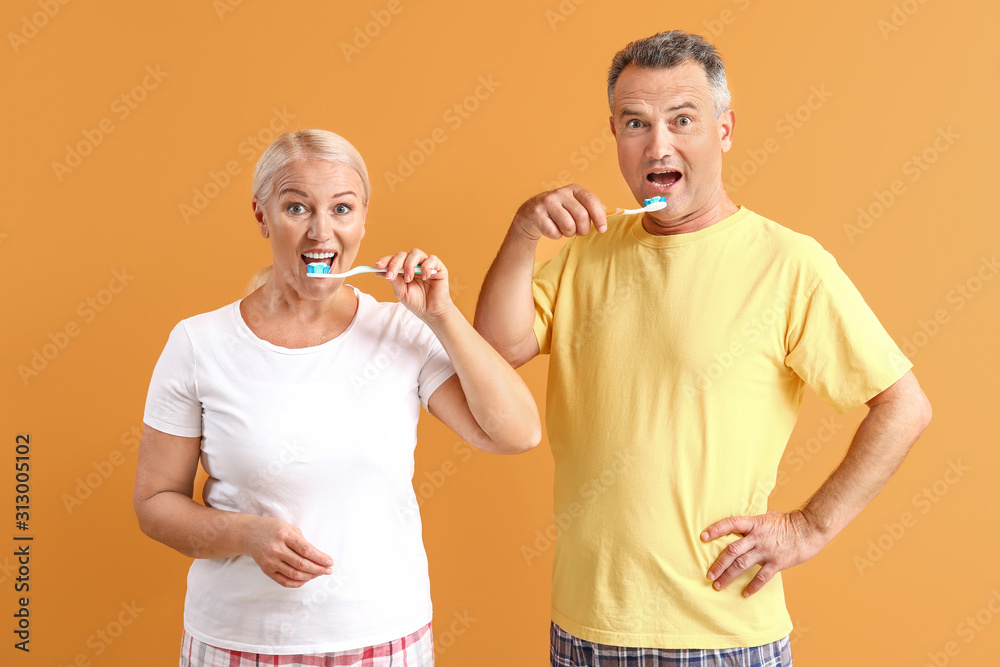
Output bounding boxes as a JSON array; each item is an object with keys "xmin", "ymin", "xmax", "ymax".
[
  {"xmin": 643, "ymin": 196, "xmax": 667, "ymax": 207},
  {"xmin": 307, "ymin": 262, "xmax": 331, "ymax": 275}
]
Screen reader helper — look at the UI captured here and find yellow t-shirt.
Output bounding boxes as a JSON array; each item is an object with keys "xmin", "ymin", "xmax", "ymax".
[{"xmin": 532, "ymin": 207, "xmax": 911, "ymax": 649}]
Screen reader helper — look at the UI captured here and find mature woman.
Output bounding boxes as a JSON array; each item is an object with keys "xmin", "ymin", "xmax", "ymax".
[{"xmin": 133, "ymin": 129, "xmax": 540, "ymax": 665}]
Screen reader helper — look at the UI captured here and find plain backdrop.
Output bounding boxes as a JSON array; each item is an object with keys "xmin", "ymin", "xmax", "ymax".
[{"xmin": 3, "ymin": 1, "xmax": 998, "ymax": 665}]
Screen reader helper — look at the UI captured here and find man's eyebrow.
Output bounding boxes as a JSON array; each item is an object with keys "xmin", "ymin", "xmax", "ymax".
[
  {"xmin": 667, "ymin": 101, "xmax": 698, "ymax": 113},
  {"xmin": 618, "ymin": 106, "xmax": 645, "ymax": 118},
  {"xmin": 617, "ymin": 100, "xmax": 698, "ymax": 118}
]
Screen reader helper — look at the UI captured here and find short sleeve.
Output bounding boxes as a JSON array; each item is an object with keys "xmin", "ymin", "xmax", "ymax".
[
  {"xmin": 412, "ymin": 319, "xmax": 456, "ymax": 411},
  {"xmin": 784, "ymin": 253, "xmax": 912, "ymax": 413},
  {"xmin": 532, "ymin": 240, "xmax": 576, "ymax": 355},
  {"xmin": 143, "ymin": 322, "xmax": 203, "ymax": 437}
]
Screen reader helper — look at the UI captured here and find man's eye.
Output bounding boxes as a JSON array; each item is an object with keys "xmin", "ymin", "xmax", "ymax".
[
  {"xmin": 677, "ymin": 116, "xmax": 692, "ymax": 126},
  {"xmin": 626, "ymin": 119, "xmax": 642, "ymax": 129},
  {"xmin": 288, "ymin": 204, "xmax": 307, "ymax": 214},
  {"xmin": 334, "ymin": 204, "xmax": 351, "ymax": 214}
]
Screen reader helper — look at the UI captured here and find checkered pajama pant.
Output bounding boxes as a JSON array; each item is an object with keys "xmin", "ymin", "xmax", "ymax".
[
  {"xmin": 179, "ymin": 621, "xmax": 434, "ymax": 667},
  {"xmin": 550, "ymin": 622, "xmax": 792, "ymax": 667}
]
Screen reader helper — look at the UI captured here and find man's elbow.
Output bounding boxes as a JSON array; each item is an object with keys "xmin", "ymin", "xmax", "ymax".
[
  {"xmin": 524, "ymin": 421, "xmax": 543, "ymax": 452},
  {"xmin": 476, "ymin": 327, "xmax": 535, "ymax": 369},
  {"xmin": 473, "ymin": 314, "xmax": 533, "ymax": 368},
  {"xmin": 899, "ymin": 382, "xmax": 932, "ymax": 445},
  {"xmin": 914, "ymin": 389, "xmax": 932, "ymax": 435}
]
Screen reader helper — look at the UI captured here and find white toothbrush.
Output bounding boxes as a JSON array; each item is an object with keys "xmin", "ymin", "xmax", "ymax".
[
  {"xmin": 307, "ymin": 264, "xmax": 438, "ymax": 279},
  {"xmin": 606, "ymin": 197, "xmax": 667, "ymax": 216}
]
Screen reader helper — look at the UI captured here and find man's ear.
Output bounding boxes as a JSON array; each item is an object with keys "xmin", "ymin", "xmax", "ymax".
[
  {"xmin": 719, "ymin": 108, "xmax": 735, "ymax": 153},
  {"xmin": 252, "ymin": 198, "xmax": 269, "ymax": 238},
  {"xmin": 609, "ymin": 115, "xmax": 617, "ymax": 139}
]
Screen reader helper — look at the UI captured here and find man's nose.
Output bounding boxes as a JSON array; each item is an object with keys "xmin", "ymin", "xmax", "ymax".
[{"xmin": 645, "ymin": 124, "xmax": 674, "ymax": 161}]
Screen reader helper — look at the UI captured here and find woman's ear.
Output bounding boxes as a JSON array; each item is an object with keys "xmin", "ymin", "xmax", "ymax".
[{"xmin": 252, "ymin": 198, "xmax": 269, "ymax": 238}]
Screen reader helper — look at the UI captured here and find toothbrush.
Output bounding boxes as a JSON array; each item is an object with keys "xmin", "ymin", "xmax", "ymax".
[
  {"xmin": 606, "ymin": 196, "xmax": 667, "ymax": 216},
  {"xmin": 307, "ymin": 264, "xmax": 438, "ymax": 279}
]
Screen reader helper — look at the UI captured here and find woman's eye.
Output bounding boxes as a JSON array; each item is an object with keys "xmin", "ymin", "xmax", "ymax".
[
  {"xmin": 677, "ymin": 116, "xmax": 692, "ymax": 126},
  {"xmin": 626, "ymin": 119, "xmax": 642, "ymax": 129},
  {"xmin": 288, "ymin": 204, "xmax": 306, "ymax": 214},
  {"xmin": 334, "ymin": 204, "xmax": 351, "ymax": 214}
]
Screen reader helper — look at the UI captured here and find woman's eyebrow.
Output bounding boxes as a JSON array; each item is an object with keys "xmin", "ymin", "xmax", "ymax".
[{"xmin": 278, "ymin": 188, "xmax": 357, "ymax": 198}]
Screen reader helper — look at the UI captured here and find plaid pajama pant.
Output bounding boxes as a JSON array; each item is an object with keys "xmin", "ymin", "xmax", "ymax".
[
  {"xmin": 179, "ymin": 621, "xmax": 434, "ymax": 667},
  {"xmin": 551, "ymin": 622, "xmax": 792, "ymax": 667}
]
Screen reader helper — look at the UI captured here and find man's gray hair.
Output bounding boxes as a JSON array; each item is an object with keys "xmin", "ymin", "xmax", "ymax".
[{"xmin": 607, "ymin": 31, "xmax": 731, "ymax": 119}]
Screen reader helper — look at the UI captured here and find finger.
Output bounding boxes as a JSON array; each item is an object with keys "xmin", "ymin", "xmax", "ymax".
[
  {"xmin": 538, "ymin": 219, "xmax": 568, "ymax": 240},
  {"xmin": 373, "ymin": 255, "xmax": 392, "ymax": 270},
  {"xmin": 278, "ymin": 551, "xmax": 330, "ymax": 580},
  {"xmin": 544, "ymin": 203, "xmax": 581, "ymax": 237},
  {"xmin": 707, "ymin": 536, "xmax": 754, "ymax": 585},
  {"xmin": 270, "ymin": 571, "xmax": 308, "ymax": 589},
  {"xmin": 420, "ymin": 255, "xmax": 444, "ymax": 281},
  {"xmin": 559, "ymin": 198, "xmax": 594, "ymax": 237},
  {"xmin": 270, "ymin": 559, "xmax": 327, "ymax": 587},
  {"xmin": 742, "ymin": 563, "xmax": 779, "ymax": 598},
  {"xmin": 403, "ymin": 248, "xmax": 427, "ymax": 283},
  {"xmin": 285, "ymin": 533, "xmax": 333, "ymax": 570},
  {"xmin": 286, "ymin": 539, "xmax": 334, "ymax": 572},
  {"xmin": 702, "ymin": 515, "xmax": 753, "ymax": 542},
  {"xmin": 713, "ymin": 547, "xmax": 763, "ymax": 591},
  {"xmin": 574, "ymin": 187, "xmax": 608, "ymax": 233},
  {"xmin": 383, "ymin": 251, "xmax": 409, "ymax": 281}
]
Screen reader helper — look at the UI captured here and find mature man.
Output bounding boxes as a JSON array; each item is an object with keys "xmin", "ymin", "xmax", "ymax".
[{"xmin": 474, "ymin": 31, "xmax": 931, "ymax": 665}]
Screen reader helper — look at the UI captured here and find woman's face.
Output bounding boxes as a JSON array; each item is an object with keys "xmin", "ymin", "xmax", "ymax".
[{"xmin": 253, "ymin": 159, "xmax": 367, "ymax": 297}]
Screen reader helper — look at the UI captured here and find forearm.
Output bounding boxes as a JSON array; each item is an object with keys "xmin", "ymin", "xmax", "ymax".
[
  {"xmin": 136, "ymin": 490, "xmax": 251, "ymax": 560},
  {"xmin": 801, "ymin": 384, "xmax": 931, "ymax": 542},
  {"xmin": 426, "ymin": 304, "xmax": 541, "ymax": 451},
  {"xmin": 473, "ymin": 224, "xmax": 540, "ymax": 365}
]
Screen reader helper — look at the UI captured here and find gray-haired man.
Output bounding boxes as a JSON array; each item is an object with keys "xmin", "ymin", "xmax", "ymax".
[{"xmin": 475, "ymin": 30, "xmax": 930, "ymax": 666}]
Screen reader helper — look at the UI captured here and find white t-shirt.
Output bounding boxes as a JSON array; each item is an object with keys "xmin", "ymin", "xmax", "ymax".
[{"xmin": 143, "ymin": 288, "xmax": 456, "ymax": 653}]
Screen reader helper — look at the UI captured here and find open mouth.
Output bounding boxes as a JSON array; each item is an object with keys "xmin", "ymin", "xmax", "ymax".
[
  {"xmin": 302, "ymin": 251, "xmax": 337, "ymax": 272},
  {"xmin": 646, "ymin": 170, "xmax": 682, "ymax": 191}
]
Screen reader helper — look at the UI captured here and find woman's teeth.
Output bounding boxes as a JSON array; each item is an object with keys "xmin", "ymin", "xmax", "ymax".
[
  {"xmin": 306, "ymin": 262, "xmax": 331, "ymax": 275},
  {"xmin": 302, "ymin": 251, "xmax": 336, "ymax": 270}
]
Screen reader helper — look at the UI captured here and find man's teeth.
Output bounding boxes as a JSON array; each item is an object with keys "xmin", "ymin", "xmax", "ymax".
[{"xmin": 303, "ymin": 252, "xmax": 336, "ymax": 259}]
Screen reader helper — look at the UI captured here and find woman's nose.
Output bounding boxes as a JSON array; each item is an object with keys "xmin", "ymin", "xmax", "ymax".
[{"xmin": 307, "ymin": 211, "xmax": 335, "ymax": 240}]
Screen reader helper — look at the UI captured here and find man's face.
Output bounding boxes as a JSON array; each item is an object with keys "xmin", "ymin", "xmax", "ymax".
[{"xmin": 610, "ymin": 61, "xmax": 734, "ymax": 226}]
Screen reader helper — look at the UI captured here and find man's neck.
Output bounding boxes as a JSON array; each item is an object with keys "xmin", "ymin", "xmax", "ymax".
[{"xmin": 641, "ymin": 194, "xmax": 740, "ymax": 237}]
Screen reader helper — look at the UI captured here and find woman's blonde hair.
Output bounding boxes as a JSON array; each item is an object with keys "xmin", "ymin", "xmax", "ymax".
[{"xmin": 245, "ymin": 129, "xmax": 370, "ymax": 295}]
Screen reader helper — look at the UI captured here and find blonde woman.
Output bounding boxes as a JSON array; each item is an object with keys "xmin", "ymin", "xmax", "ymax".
[{"xmin": 134, "ymin": 129, "xmax": 540, "ymax": 666}]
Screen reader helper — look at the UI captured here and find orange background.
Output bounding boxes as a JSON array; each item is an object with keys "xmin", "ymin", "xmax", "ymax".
[{"xmin": 4, "ymin": 1, "xmax": 998, "ymax": 665}]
